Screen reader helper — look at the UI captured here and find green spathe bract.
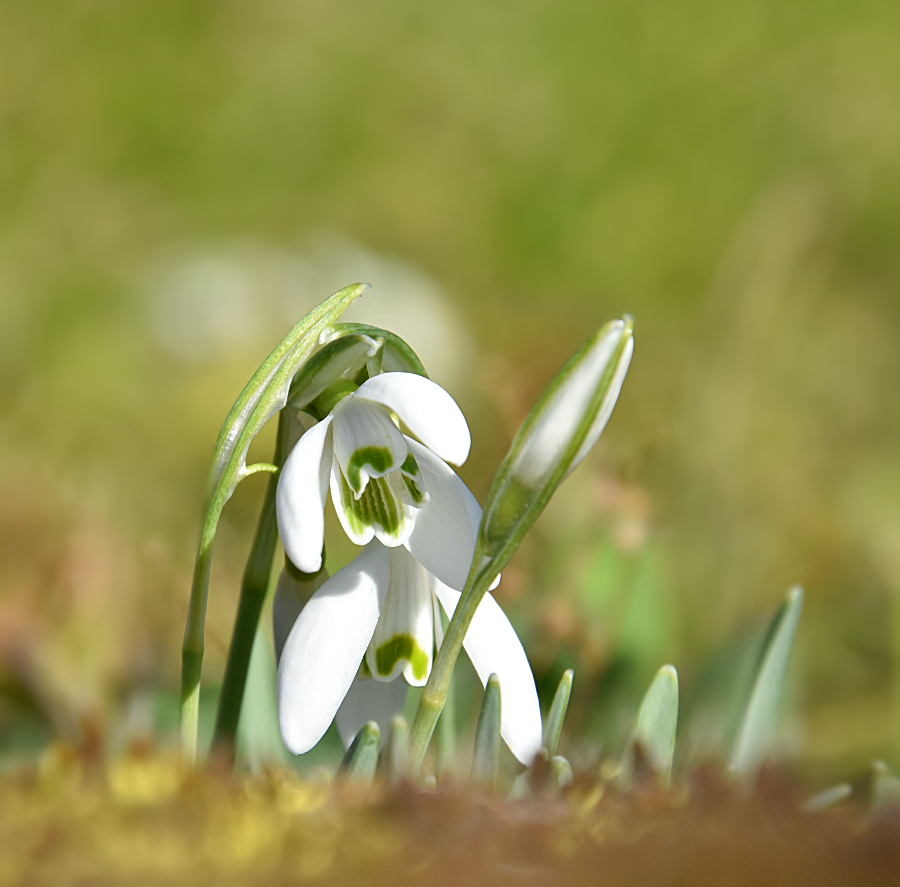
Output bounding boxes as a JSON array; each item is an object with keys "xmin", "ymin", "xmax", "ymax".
[
  {"xmin": 730, "ymin": 586, "xmax": 804, "ymax": 778},
  {"xmin": 181, "ymin": 283, "xmax": 367, "ymax": 761},
  {"xmin": 409, "ymin": 317, "xmax": 634, "ymax": 771}
]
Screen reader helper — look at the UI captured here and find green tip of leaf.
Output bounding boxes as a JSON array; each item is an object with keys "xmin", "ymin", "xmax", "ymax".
[
  {"xmin": 624, "ymin": 664, "xmax": 679, "ymax": 785},
  {"xmin": 803, "ymin": 783, "xmax": 852, "ymax": 812},
  {"xmin": 543, "ymin": 669, "xmax": 575, "ymax": 757},
  {"xmin": 384, "ymin": 715, "xmax": 410, "ymax": 784},
  {"xmin": 549, "ymin": 755, "xmax": 574, "ymax": 792},
  {"xmin": 730, "ymin": 586, "xmax": 804, "ymax": 778},
  {"xmin": 471, "ymin": 674, "xmax": 502, "ymax": 788},
  {"xmin": 339, "ymin": 721, "xmax": 381, "ymax": 783}
]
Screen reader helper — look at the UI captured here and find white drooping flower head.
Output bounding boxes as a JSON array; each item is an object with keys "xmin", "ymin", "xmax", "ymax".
[{"xmin": 276, "ymin": 372, "xmax": 472, "ymax": 577}]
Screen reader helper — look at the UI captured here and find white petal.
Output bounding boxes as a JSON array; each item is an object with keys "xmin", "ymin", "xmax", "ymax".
[
  {"xmin": 335, "ymin": 676, "xmax": 409, "ymax": 749},
  {"xmin": 276, "ymin": 415, "xmax": 334, "ymax": 573},
  {"xmin": 331, "ymin": 396, "xmax": 408, "ymax": 496},
  {"xmin": 366, "ymin": 546, "xmax": 435, "ymax": 686},
  {"xmin": 272, "ymin": 566, "xmax": 329, "ymax": 663},
  {"xmin": 354, "ymin": 372, "xmax": 471, "ymax": 466},
  {"xmin": 404, "ymin": 439, "xmax": 481, "ymax": 591},
  {"xmin": 433, "ymin": 583, "xmax": 542, "ymax": 765},
  {"xmin": 277, "ymin": 543, "xmax": 390, "ymax": 755}
]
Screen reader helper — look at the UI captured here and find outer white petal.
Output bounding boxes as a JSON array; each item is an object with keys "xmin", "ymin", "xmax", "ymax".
[
  {"xmin": 277, "ymin": 543, "xmax": 390, "ymax": 755},
  {"xmin": 354, "ymin": 372, "xmax": 471, "ymax": 466},
  {"xmin": 366, "ymin": 546, "xmax": 435, "ymax": 686},
  {"xmin": 272, "ymin": 566, "xmax": 329, "ymax": 663},
  {"xmin": 335, "ymin": 676, "xmax": 409, "ymax": 749},
  {"xmin": 276, "ymin": 415, "xmax": 334, "ymax": 573},
  {"xmin": 433, "ymin": 583, "xmax": 542, "ymax": 765},
  {"xmin": 403, "ymin": 439, "xmax": 480, "ymax": 591},
  {"xmin": 331, "ymin": 396, "xmax": 408, "ymax": 495}
]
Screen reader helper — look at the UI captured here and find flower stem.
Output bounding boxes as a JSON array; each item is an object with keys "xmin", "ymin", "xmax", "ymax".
[
  {"xmin": 180, "ymin": 505, "xmax": 221, "ymax": 762},
  {"xmin": 211, "ymin": 418, "xmax": 287, "ymax": 756},
  {"xmin": 410, "ymin": 561, "xmax": 492, "ymax": 771}
]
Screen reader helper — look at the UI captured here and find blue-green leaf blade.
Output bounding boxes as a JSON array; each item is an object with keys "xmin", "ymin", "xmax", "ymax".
[
  {"xmin": 730, "ymin": 587, "xmax": 804, "ymax": 777},
  {"xmin": 543, "ymin": 669, "xmax": 574, "ymax": 757},
  {"xmin": 471, "ymin": 674, "xmax": 502, "ymax": 788}
]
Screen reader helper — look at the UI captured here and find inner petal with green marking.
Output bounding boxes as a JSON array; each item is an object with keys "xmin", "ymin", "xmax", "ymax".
[
  {"xmin": 333, "ymin": 467, "xmax": 420, "ymax": 548},
  {"xmin": 366, "ymin": 546, "xmax": 436, "ymax": 686},
  {"xmin": 331, "ymin": 396, "xmax": 410, "ymax": 496}
]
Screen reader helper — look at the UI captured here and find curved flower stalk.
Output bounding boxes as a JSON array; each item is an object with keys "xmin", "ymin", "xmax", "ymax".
[
  {"xmin": 180, "ymin": 283, "xmax": 366, "ymax": 760},
  {"xmin": 410, "ymin": 317, "xmax": 634, "ymax": 769},
  {"xmin": 275, "ymin": 372, "xmax": 472, "ymax": 578},
  {"xmin": 274, "ymin": 542, "xmax": 542, "ymax": 765}
]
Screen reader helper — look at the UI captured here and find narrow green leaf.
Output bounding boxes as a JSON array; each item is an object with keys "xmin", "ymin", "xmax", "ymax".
[
  {"xmin": 213, "ymin": 283, "xmax": 368, "ymax": 485},
  {"xmin": 383, "ymin": 715, "xmax": 410, "ymax": 785},
  {"xmin": 549, "ymin": 756, "xmax": 574, "ymax": 791},
  {"xmin": 235, "ymin": 624, "xmax": 290, "ymax": 772},
  {"xmin": 730, "ymin": 587, "xmax": 804, "ymax": 777},
  {"xmin": 339, "ymin": 721, "xmax": 381, "ymax": 783},
  {"xmin": 543, "ymin": 669, "xmax": 574, "ymax": 757},
  {"xmin": 471, "ymin": 674, "xmax": 502, "ymax": 788},
  {"xmin": 803, "ymin": 783, "xmax": 852, "ymax": 812},
  {"xmin": 867, "ymin": 761, "xmax": 900, "ymax": 808},
  {"xmin": 636, "ymin": 665, "xmax": 679, "ymax": 780}
]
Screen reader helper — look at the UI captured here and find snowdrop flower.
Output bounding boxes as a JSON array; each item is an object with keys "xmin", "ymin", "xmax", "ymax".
[
  {"xmin": 276, "ymin": 372, "xmax": 472, "ymax": 576},
  {"xmin": 274, "ymin": 456, "xmax": 543, "ymax": 765}
]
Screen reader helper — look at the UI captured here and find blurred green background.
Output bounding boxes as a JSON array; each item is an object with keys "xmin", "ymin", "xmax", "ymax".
[{"xmin": 1, "ymin": 0, "xmax": 899, "ymax": 780}]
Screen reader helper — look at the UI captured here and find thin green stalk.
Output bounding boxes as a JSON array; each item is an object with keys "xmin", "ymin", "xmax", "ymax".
[
  {"xmin": 212, "ymin": 416, "xmax": 288, "ymax": 755},
  {"xmin": 410, "ymin": 559, "xmax": 494, "ymax": 771},
  {"xmin": 180, "ymin": 501, "xmax": 224, "ymax": 762}
]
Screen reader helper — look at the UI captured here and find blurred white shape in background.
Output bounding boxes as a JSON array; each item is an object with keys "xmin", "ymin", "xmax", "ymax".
[{"xmin": 142, "ymin": 234, "xmax": 473, "ymax": 389}]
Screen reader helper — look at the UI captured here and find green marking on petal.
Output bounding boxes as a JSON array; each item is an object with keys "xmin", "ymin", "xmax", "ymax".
[
  {"xmin": 339, "ymin": 472, "xmax": 404, "ymax": 538},
  {"xmin": 403, "ymin": 478, "xmax": 428, "ymax": 505},
  {"xmin": 346, "ymin": 446, "xmax": 394, "ymax": 494},
  {"xmin": 399, "ymin": 451, "xmax": 429, "ymax": 505},
  {"xmin": 338, "ymin": 472, "xmax": 370, "ymax": 537},
  {"xmin": 375, "ymin": 634, "xmax": 430, "ymax": 682}
]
